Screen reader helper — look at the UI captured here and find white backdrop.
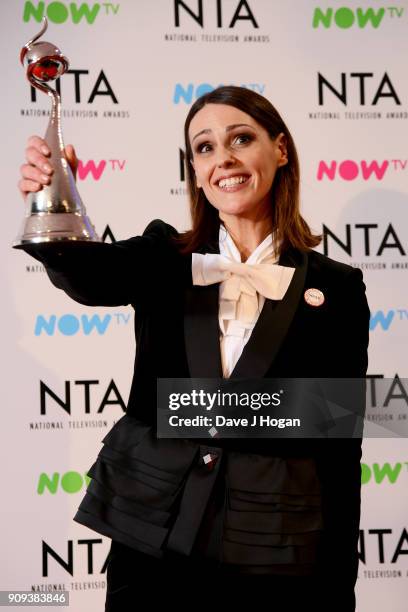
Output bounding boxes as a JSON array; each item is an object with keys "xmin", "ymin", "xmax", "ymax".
[{"xmin": 1, "ymin": 1, "xmax": 407, "ymax": 610}]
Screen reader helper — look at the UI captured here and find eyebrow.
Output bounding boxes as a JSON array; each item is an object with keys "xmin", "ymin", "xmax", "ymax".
[{"xmin": 191, "ymin": 123, "xmax": 255, "ymax": 143}]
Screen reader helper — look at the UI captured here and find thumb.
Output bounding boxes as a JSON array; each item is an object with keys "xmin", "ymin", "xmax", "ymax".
[{"xmin": 65, "ymin": 144, "xmax": 78, "ymax": 179}]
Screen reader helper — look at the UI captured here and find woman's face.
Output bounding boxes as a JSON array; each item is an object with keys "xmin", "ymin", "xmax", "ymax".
[{"xmin": 189, "ymin": 103, "xmax": 288, "ymax": 220}]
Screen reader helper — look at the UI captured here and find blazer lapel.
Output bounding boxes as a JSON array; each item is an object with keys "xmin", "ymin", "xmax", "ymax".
[
  {"xmin": 230, "ymin": 248, "xmax": 308, "ymax": 379},
  {"xmin": 184, "ymin": 237, "xmax": 223, "ymax": 378},
  {"xmin": 184, "ymin": 282, "xmax": 223, "ymax": 378}
]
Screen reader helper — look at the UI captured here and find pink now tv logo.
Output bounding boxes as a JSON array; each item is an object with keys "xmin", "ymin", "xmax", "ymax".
[
  {"xmin": 317, "ymin": 160, "xmax": 392, "ymax": 181},
  {"xmin": 77, "ymin": 159, "xmax": 126, "ymax": 181}
]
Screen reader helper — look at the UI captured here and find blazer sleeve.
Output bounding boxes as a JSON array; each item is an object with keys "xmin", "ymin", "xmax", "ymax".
[
  {"xmin": 23, "ymin": 218, "xmax": 184, "ymax": 307},
  {"xmin": 316, "ymin": 267, "xmax": 370, "ymax": 602}
]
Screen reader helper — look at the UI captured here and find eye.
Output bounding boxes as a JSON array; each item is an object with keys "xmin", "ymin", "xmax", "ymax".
[
  {"xmin": 234, "ymin": 133, "xmax": 252, "ymax": 145},
  {"xmin": 196, "ymin": 142, "xmax": 212, "ymax": 154},
  {"xmin": 194, "ymin": 132, "xmax": 253, "ymax": 155}
]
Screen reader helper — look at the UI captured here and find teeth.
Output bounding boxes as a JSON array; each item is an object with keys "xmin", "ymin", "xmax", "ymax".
[{"xmin": 218, "ymin": 175, "xmax": 248, "ymax": 188}]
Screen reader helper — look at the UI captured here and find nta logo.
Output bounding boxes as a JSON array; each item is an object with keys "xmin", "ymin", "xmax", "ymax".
[
  {"xmin": 23, "ymin": 2, "xmax": 120, "ymax": 24},
  {"xmin": 323, "ymin": 223, "xmax": 405, "ymax": 257},
  {"xmin": 42, "ymin": 539, "xmax": 108, "ymax": 577},
  {"xmin": 359, "ymin": 529, "xmax": 408, "ymax": 564},
  {"xmin": 30, "ymin": 69, "xmax": 118, "ymax": 104},
  {"xmin": 174, "ymin": 0, "xmax": 258, "ymax": 28},
  {"xmin": 312, "ymin": 6, "xmax": 404, "ymax": 29},
  {"xmin": 40, "ymin": 378, "xmax": 126, "ymax": 415},
  {"xmin": 34, "ymin": 312, "xmax": 131, "ymax": 336},
  {"xmin": 318, "ymin": 72, "xmax": 400, "ymax": 106}
]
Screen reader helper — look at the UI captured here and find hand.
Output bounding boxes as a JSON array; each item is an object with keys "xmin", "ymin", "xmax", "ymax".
[{"xmin": 18, "ymin": 135, "xmax": 78, "ymax": 201}]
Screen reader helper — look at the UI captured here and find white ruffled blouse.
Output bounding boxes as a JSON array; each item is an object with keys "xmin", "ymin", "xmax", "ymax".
[
  {"xmin": 218, "ymin": 225, "xmax": 280, "ymax": 377},
  {"xmin": 191, "ymin": 225, "xmax": 295, "ymax": 378}
]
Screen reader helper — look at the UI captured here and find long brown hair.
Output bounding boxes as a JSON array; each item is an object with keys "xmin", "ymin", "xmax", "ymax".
[{"xmin": 173, "ymin": 86, "xmax": 321, "ymax": 256}]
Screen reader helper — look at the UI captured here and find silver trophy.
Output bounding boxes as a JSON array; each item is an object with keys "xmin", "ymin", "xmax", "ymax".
[{"xmin": 14, "ymin": 17, "xmax": 100, "ymax": 249}]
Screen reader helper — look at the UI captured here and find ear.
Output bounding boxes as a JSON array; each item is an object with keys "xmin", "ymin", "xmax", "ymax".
[
  {"xmin": 276, "ymin": 133, "xmax": 288, "ymax": 167},
  {"xmin": 190, "ymin": 158, "xmax": 201, "ymax": 188}
]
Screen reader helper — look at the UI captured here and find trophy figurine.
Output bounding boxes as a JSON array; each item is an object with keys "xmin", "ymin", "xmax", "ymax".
[{"xmin": 14, "ymin": 17, "xmax": 100, "ymax": 249}]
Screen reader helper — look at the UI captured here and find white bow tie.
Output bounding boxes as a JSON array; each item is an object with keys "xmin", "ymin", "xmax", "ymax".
[{"xmin": 192, "ymin": 252, "xmax": 295, "ymax": 324}]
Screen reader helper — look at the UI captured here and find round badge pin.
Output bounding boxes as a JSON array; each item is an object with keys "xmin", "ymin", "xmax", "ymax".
[{"xmin": 304, "ymin": 288, "xmax": 325, "ymax": 307}]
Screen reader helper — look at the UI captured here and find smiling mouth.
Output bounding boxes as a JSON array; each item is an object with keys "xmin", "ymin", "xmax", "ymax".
[{"xmin": 216, "ymin": 175, "xmax": 251, "ymax": 191}]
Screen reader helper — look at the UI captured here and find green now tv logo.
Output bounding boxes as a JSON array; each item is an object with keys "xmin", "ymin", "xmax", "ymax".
[
  {"xmin": 38, "ymin": 471, "xmax": 90, "ymax": 494},
  {"xmin": 23, "ymin": 1, "xmax": 120, "ymax": 24},
  {"xmin": 37, "ymin": 463, "xmax": 407, "ymax": 494},
  {"xmin": 313, "ymin": 6, "xmax": 404, "ymax": 28},
  {"xmin": 361, "ymin": 462, "xmax": 408, "ymax": 485}
]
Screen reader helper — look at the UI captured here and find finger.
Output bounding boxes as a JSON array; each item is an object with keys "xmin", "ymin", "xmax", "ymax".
[
  {"xmin": 18, "ymin": 178, "xmax": 42, "ymax": 199},
  {"xmin": 20, "ymin": 163, "xmax": 51, "ymax": 185},
  {"xmin": 25, "ymin": 146, "xmax": 53, "ymax": 174},
  {"xmin": 65, "ymin": 144, "xmax": 77, "ymax": 160},
  {"xmin": 65, "ymin": 144, "xmax": 78, "ymax": 176},
  {"xmin": 26, "ymin": 135, "xmax": 50, "ymax": 156}
]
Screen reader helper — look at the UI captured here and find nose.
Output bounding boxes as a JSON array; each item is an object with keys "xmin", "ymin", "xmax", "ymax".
[{"xmin": 215, "ymin": 145, "xmax": 236, "ymax": 168}]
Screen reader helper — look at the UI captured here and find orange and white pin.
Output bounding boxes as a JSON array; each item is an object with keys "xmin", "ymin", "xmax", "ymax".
[{"xmin": 304, "ymin": 288, "xmax": 325, "ymax": 307}]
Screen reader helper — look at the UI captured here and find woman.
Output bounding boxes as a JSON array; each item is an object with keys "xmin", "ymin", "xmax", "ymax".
[{"xmin": 18, "ymin": 86, "xmax": 370, "ymax": 610}]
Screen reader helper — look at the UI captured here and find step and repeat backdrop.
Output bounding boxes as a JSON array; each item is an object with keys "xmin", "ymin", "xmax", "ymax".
[{"xmin": 1, "ymin": 1, "xmax": 407, "ymax": 610}]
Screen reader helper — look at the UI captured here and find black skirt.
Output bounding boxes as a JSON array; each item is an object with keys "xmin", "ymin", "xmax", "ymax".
[
  {"xmin": 104, "ymin": 540, "xmax": 355, "ymax": 612},
  {"xmin": 73, "ymin": 415, "xmax": 357, "ymax": 610}
]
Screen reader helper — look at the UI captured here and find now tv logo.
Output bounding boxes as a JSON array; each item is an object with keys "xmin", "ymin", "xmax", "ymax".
[
  {"xmin": 317, "ymin": 160, "xmax": 390, "ymax": 181},
  {"xmin": 173, "ymin": 83, "xmax": 265, "ymax": 105},
  {"xmin": 369, "ymin": 309, "xmax": 408, "ymax": 331},
  {"xmin": 23, "ymin": 1, "xmax": 120, "ymax": 24},
  {"xmin": 77, "ymin": 159, "xmax": 126, "ymax": 181},
  {"xmin": 34, "ymin": 312, "xmax": 131, "ymax": 336},
  {"xmin": 312, "ymin": 6, "xmax": 404, "ymax": 29},
  {"xmin": 361, "ymin": 462, "xmax": 408, "ymax": 485},
  {"xmin": 38, "ymin": 471, "xmax": 90, "ymax": 494}
]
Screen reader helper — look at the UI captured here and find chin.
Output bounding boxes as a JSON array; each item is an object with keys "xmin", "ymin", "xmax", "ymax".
[{"xmin": 217, "ymin": 202, "xmax": 259, "ymax": 217}]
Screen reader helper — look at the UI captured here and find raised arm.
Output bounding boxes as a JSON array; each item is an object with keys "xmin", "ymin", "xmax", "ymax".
[{"xmin": 17, "ymin": 136, "xmax": 187, "ymax": 307}]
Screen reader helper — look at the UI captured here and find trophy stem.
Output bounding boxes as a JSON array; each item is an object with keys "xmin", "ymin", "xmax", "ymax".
[
  {"xmin": 45, "ymin": 88, "xmax": 65, "ymax": 161},
  {"xmin": 27, "ymin": 76, "xmax": 65, "ymax": 157}
]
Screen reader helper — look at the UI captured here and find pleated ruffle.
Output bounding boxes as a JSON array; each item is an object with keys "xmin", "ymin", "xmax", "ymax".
[
  {"xmin": 74, "ymin": 415, "xmax": 323, "ymax": 572},
  {"xmin": 221, "ymin": 452, "xmax": 323, "ymax": 569}
]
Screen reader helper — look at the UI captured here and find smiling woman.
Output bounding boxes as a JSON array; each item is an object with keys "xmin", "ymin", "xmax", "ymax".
[
  {"xmin": 191, "ymin": 107, "xmax": 285, "ymax": 233},
  {"xmin": 17, "ymin": 85, "xmax": 370, "ymax": 611},
  {"xmin": 176, "ymin": 86, "xmax": 321, "ymax": 263}
]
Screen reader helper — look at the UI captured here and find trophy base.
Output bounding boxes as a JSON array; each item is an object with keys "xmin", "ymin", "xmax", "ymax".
[{"xmin": 13, "ymin": 212, "xmax": 101, "ymax": 249}]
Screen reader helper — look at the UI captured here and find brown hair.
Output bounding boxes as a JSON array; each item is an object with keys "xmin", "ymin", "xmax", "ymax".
[{"xmin": 173, "ymin": 85, "xmax": 321, "ymax": 256}]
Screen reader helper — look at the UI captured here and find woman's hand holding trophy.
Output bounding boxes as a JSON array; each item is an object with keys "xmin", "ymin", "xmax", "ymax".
[{"xmin": 19, "ymin": 137, "xmax": 78, "ymax": 200}]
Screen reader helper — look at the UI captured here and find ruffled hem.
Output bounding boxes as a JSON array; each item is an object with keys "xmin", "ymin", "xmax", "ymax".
[{"xmin": 74, "ymin": 415, "xmax": 323, "ymax": 572}]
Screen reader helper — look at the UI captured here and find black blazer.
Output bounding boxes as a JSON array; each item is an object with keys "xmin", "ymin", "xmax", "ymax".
[{"xmin": 28, "ymin": 218, "xmax": 370, "ymax": 602}]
